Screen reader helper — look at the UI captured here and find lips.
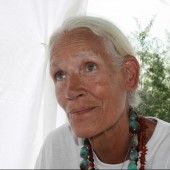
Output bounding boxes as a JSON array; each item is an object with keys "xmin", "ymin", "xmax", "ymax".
[{"xmin": 69, "ymin": 106, "xmax": 97, "ymax": 115}]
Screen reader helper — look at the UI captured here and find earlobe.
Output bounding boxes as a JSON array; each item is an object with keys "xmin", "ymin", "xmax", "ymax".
[{"xmin": 123, "ymin": 56, "xmax": 140, "ymax": 91}]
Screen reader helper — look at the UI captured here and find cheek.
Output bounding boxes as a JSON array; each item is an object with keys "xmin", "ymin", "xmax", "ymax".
[
  {"xmin": 89, "ymin": 72, "xmax": 126, "ymax": 100},
  {"xmin": 92, "ymin": 73, "xmax": 127, "ymax": 115},
  {"xmin": 54, "ymin": 84, "xmax": 65, "ymax": 108},
  {"xmin": 105, "ymin": 78, "xmax": 127, "ymax": 120}
]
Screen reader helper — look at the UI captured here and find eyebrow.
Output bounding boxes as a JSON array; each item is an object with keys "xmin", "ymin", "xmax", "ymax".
[
  {"xmin": 50, "ymin": 50, "xmax": 102, "ymax": 69},
  {"xmin": 51, "ymin": 53, "xmax": 107, "ymax": 79}
]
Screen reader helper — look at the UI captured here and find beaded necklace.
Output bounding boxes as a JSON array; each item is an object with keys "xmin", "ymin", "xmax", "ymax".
[{"xmin": 80, "ymin": 108, "xmax": 147, "ymax": 170}]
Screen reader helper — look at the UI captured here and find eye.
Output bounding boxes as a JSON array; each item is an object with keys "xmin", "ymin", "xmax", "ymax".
[
  {"xmin": 85, "ymin": 62, "xmax": 97, "ymax": 72},
  {"xmin": 54, "ymin": 70, "xmax": 66, "ymax": 81}
]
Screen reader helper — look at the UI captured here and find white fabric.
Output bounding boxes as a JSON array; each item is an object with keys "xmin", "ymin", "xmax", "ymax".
[
  {"xmin": 35, "ymin": 117, "xmax": 170, "ymax": 169},
  {"xmin": 0, "ymin": 0, "xmax": 87, "ymax": 168}
]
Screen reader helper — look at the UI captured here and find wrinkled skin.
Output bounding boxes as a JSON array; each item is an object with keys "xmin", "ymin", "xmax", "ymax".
[
  {"xmin": 50, "ymin": 28, "xmax": 133, "ymax": 137},
  {"xmin": 49, "ymin": 28, "xmax": 155, "ymax": 164}
]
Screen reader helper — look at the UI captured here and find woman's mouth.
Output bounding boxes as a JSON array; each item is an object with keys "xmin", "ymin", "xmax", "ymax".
[{"xmin": 69, "ymin": 106, "xmax": 98, "ymax": 115}]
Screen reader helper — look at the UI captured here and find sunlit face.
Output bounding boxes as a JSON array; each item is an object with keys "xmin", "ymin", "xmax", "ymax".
[{"xmin": 50, "ymin": 28, "xmax": 129, "ymax": 138}]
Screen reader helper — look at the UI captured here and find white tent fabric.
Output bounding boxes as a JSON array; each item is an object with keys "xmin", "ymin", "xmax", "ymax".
[{"xmin": 0, "ymin": 0, "xmax": 87, "ymax": 168}]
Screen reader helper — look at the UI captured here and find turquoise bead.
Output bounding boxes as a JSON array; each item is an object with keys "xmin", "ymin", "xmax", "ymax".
[
  {"xmin": 80, "ymin": 159, "xmax": 88, "ymax": 170},
  {"xmin": 128, "ymin": 161, "xmax": 137, "ymax": 170},
  {"xmin": 129, "ymin": 148, "xmax": 138, "ymax": 161},
  {"xmin": 129, "ymin": 120, "xmax": 139, "ymax": 132},
  {"xmin": 129, "ymin": 112, "xmax": 138, "ymax": 121},
  {"xmin": 131, "ymin": 135, "xmax": 138, "ymax": 147},
  {"xmin": 80, "ymin": 146, "xmax": 89, "ymax": 159}
]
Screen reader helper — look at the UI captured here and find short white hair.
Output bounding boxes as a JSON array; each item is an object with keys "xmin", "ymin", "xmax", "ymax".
[{"xmin": 49, "ymin": 16, "xmax": 140, "ymax": 107}]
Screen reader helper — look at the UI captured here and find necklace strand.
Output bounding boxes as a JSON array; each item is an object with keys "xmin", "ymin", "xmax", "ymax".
[{"xmin": 80, "ymin": 108, "xmax": 147, "ymax": 170}]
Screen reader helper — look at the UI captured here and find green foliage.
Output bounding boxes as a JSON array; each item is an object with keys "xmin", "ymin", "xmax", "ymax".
[{"xmin": 130, "ymin": 19, "xmax": 170, "ymax": 122}]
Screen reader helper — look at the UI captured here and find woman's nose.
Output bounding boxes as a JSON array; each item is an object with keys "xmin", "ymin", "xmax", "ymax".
[{"xmin": 65, "ymin": 74, "xmax": 87, "ymax": 100}]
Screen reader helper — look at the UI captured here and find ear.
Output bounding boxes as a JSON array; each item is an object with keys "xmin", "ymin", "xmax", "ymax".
[{"xmin": 123, "ymin": 55, "xmax": 140, "ymax": 91}]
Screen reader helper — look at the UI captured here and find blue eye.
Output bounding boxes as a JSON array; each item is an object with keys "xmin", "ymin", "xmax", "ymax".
[
  {"xmin": 85, "ymin": 62, "xmax": 97, "ymax": 72},
  {"xmin": 55, "ymin": 70, "xmax": 66, "ymax": 81}
]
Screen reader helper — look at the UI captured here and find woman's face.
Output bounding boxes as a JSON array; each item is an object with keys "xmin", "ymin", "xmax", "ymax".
[{"xmin": 50, "ymin": 28, "xmax": 130, "ymax": 138}]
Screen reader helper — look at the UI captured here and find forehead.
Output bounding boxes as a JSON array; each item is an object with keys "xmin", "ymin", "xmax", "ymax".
[{"xmin": 50, "ymin": 27, "xmax": 108, "ymax": 59}]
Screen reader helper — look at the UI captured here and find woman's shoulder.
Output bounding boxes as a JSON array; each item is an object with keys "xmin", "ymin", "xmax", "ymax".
[
  {"xmin": 145, "ymin": 116, "xmax": 170, "ymax": 143},
  {"xmin": 146, "ymin": 116, "xmax": 170, "ymax": 135},
  {"xmin": 46, "ymin": 123, "xmax": 70, "ymax": 137},
  {"xmin": 42, "ymin": 123, "xmax": 83, "ymax": 148},
  {"xmin": 145, "ymin": 117, "xmax": 170, "ymax": 168},
  {"xmin": 43, "ymin": 123, "xmax": 73, "ymax": 145},
  {"xmin": 35, "ymin": 123, "xmax": 82, "ymax": 169},
  {"xmin": 151, "ymin": 117, "xmax": 170, "ymax": 145}
]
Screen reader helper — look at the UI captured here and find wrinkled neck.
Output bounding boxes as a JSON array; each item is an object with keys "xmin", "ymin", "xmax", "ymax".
[{"xmin": 89, "ymin": 107, "xmax": 130, "ymax": 164}]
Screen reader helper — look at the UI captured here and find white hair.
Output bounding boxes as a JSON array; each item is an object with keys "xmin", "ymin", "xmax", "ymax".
[{"xmin": 49, "ymin": 16, "xmax": 140, "ymax": 107}]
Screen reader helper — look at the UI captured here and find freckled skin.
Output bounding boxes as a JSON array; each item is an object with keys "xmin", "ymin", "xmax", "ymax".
[
  {"xmin": 49, "ymin": 28, "xmax": 156, "ymax": 164},
  {"xmin": 50, "ymin": 28, "xmax": 128, "ymax": 138}
]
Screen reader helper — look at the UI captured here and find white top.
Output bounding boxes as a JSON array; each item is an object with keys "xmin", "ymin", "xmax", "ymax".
[{"xmin": 35, "ymin": 117, "xmax": 170, "ymax": 169}]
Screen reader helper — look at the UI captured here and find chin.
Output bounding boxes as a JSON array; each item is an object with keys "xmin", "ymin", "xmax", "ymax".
[
  {"xmin": 71, "ymin": 128, "xmax": 93, "ymax": 138},
  {"xmin": 70, "ymin": 124, "xmax": 102, "ymax": 139}
]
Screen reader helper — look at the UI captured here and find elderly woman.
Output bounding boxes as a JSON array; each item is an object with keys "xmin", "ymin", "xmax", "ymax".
[{"xmin": 35, "ymin": 16, "xmax": 170, "ymax": 169}]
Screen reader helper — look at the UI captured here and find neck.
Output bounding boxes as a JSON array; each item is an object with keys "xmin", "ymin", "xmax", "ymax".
[{"xmin": 89, "ymin": 108, "xmax": 130, "ymax": 164}]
